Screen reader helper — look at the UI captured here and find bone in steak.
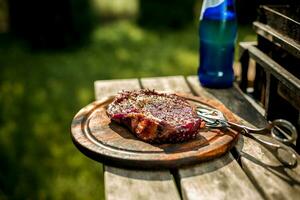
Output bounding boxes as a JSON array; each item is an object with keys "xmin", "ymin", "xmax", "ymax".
[{"xmin": 106, "ymin": 89, "xmax": 203, "ymax": 143}]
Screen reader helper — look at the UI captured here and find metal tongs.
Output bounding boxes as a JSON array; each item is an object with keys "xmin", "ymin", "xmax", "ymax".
[{"xmin": 197, "ymin": 106, "xmax": 298, "ymax": 167}]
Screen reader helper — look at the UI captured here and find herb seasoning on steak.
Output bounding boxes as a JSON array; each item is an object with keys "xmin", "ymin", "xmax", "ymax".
[{"xmin": 107, "ymin": 89, "xmax": 203, "ymax": 143}]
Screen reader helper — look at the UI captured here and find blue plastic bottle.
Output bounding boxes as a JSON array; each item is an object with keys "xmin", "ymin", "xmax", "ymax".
[{"xmin": 198, "ymin": 0, "xmax": 237, "ymax": 88}]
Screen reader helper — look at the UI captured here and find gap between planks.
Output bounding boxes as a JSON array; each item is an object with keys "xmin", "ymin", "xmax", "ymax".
[
  {"xmin": 140, "ymin": 76, "xmax": 263, "ymax": 200},
  {"xmin": 95, "ymin": 76, "xmax": 300, "ymax": 200},
  {"xmin": 187, "ymin": 76, "xmax": 300, "ymax": 200},
  {"xmin": 94, "ymin": 79, "xmax": 181, "ymax": 200}
]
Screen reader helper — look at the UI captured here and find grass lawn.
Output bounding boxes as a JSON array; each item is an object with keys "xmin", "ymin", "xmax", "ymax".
[{"xmin": 0, "ymin": 20, "xmax": 255, "ymax": 199}]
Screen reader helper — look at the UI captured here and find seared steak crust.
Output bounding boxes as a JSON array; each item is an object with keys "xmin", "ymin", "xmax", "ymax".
[{"xmin": 107, "ymin": 89, "xmax": 202, "ymax": 143}]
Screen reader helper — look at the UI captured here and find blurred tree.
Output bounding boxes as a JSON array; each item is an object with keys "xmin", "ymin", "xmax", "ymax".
[
  {"xmin": 92, "ymin": 0, "xmax": 138, "ymax": 21},
  {"xmin": 0, "ymin": 0, "xmax": 9, "ymax": 33},
  {"xmin": 138, "ymin": 0, "xmax": 196, "ymax": 30},
  {"xmin": 8, "ymin": 0, "xmax": 94, "ymax": 49}
]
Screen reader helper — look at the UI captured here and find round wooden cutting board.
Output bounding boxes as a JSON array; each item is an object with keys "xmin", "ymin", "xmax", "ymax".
[{"xmin": 71, "ymin": 93, "xmax": 240, "ymax": 169}]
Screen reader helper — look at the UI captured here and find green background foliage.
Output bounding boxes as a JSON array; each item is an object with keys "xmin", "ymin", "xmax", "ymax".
[{"xmin": 0, "ymin": 0, "xmax": 255, "ymax": 199}]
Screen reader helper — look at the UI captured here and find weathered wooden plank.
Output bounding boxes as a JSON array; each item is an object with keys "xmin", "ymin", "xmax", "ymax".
[
  {"xmin": 141, "ymin": 75, "xmax": 191, "ymax": 93},
  {"xmin": 179, "ymin": 153, "xmax": 262, "ymax": 200},
  {"xmin": 94, "ymin": 79, "xmax": 180, "ymax": 200},
  {"xmin": 94, "ymin": 79, "xmax": 140, "ymax": 98},
  {"xmin": 248, "ymin": 44, "xmax": 300, "ymax": 95},
  {"xmin": 104, "ymin": 166, "xmax": 180, "ymax": 200},
  {"xmin": 187, "ymin": 76, "xmax": 267, "ymax": 128},
  {"xmin": 278, "ymin": 82, "xmax": 300, "ymax": 111},
  {"xmin": 188, "ymin": 76, "xmax": 300, "ymax": 200},
  {"xmin": 239, "ymin": 41, "xmax": 257, "ymax": 92},
  {"xmin": 141, "ymin": 76, "xmax": 263, "ymax": 200},
  {"xmin": 253, "ymin": 21, "xmax": 300, "ymax": 59}
]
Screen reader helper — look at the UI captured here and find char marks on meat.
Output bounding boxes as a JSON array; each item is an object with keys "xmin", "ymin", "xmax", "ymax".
[{"xmin": 107, "ymin": 89, "xmax": 203, "ymax": 143}]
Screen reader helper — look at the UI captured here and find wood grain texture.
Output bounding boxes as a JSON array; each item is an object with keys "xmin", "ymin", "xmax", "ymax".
[
  {"xmin": 187, "ymin": 76, "xmax": 300, "ymax": 200},
  {"xmin": 141, "ymin": 76, "xmax": 263, "ymax": 200},
  {"xmin": 179, "ymin": 153, "xmax": 263, "ymax": 200},
  {"xmin": 71, "ymin": 93, "xmax": 239, "ymax": 168},
  {"xmin": 104, "ymin": 166, "xmax": 180, "ymax": 200},
  {"xmin": 94, "ymin": 79, "xmax": 140, "ymax": 99},
  {"xmin": 187, "ymin": 76, "xmax": 267, "ymax": 127},
  {"xmin": 94, "ymin": 79, "xmax": 180, "ymax": 200},
  {"xmin": 253, "ymin": 21, "xmax": 300, "ymax": 59},
  {"xmin": 141, "ymin": 76, "xmax": 192, "ymax": 93}
]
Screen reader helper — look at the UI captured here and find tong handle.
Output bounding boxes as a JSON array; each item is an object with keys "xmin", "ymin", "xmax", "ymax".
[
  {"xmin": 196, "ymin": 106, "xmax": 298, "ymax": 167},
  {"xmin": 270, "ymin": 119, "xmax": 298, "ymax": 145},
  {"xmin": 227, "ymin": 122, "xmax": 297, "ymax": 167},
  {"xmin": 227, "ymin": 121, "xmax": 266, "ymax": 133},
  {"xmin": 228, "ymin": 120, "xmax": 297, "ymax": 145}
]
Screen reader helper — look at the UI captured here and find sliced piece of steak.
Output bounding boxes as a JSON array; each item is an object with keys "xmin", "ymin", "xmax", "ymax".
[{"xmin": 107, "ymin": 89, "xmax": 203, "ymax": 143}]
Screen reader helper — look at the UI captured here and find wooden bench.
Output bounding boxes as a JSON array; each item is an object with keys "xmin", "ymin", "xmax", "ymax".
[
  {"xmin": 239, "ymin": 21, "xmax": 300, "ymax": 148},
  {"xmin": 94, "ymin": 75, "xmax": 300, "ymax": 200}
]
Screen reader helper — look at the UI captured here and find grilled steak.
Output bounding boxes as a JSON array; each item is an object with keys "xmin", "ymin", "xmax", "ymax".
[{"xmin": 107, "ymin": 89, "xmax": 203, "ymax": 143}]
